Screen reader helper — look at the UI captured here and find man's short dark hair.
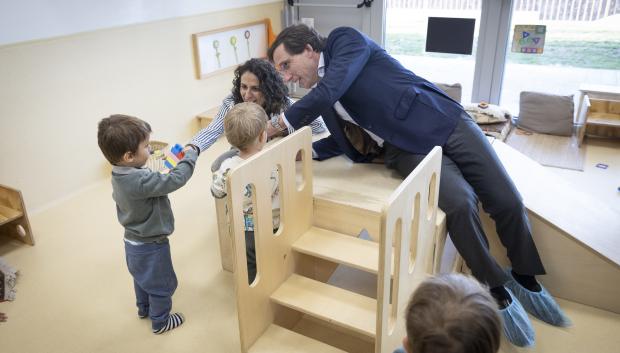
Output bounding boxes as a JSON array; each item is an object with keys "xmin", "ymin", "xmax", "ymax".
[
  {"xmin": 267, "ymin": 24, "xmax": 326, "ymax": 61},
  {"xmin": 97, "ymin": 114, "xmax": 151, "ymax": 165}
]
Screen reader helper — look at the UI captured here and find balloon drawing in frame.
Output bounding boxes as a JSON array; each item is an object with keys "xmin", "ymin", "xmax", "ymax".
[{"xmin": 192, "ymin": 19, "xmax": 270, "ymax": 79}]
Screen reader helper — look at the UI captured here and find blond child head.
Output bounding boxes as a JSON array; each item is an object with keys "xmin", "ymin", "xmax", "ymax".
[{"xmin": 224, "ymin": 102, "xmax": 269, "ymax": 152}]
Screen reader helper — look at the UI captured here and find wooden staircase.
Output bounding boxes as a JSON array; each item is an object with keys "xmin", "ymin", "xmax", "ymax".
[
  {"xmin": 223, "ymin": 127, "xmax": 443, "ymax": 353},
  {"xmin": 218, "ymin": 129, "xmax": 620, "ymax": 352},
  {"xmin": 310, "ymin": 139, "xmax": 620, "ymax": 353}
]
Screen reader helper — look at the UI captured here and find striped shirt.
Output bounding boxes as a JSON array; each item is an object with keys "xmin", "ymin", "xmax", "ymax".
[{"xmin": 191, "ymin": 94, "xmax": 326, "ymax": 152}]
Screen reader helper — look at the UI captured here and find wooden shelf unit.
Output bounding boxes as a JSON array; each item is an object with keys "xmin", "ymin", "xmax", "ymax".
[{"xmin": 576, "ymin": 84, "xmax": 620, "ymax": 145}]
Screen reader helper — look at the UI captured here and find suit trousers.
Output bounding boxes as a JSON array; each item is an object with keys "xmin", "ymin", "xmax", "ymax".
[{"xmin": 383, "ymin": 112, "xmax": 545, "ymax": 287}]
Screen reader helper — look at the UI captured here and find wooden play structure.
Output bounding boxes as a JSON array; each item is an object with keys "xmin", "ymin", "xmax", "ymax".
[
  {"xmin": 214, "ymin": 125, "xmax": 620, "ymax": 351},
  {"xmin": 222, "ymin": 127, "xmax": 444, "ymax": 352},
  {"xmin": 0, "ymin": 184, "xmax": 34, "ymax": 245}
]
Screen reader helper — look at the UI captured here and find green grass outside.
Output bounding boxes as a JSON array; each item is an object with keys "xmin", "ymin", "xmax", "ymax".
[{"xmin": 386, "ymin": 33, "xmax": 620, "ymax": 70}]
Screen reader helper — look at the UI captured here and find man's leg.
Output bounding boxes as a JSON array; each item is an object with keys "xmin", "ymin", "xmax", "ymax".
[
  {"xmin": 442, "ymin": 112, "xmax": 545, "ymax": 281},
  {"xmin": 385, "ymin": 140, "xmax": 537, "ymax": 347},
  {"xmin": 384, "ymin": 143, "xmax": 507, "ymax": 287}
]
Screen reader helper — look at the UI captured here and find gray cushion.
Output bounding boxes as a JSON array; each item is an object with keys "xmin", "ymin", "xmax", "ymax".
[
  {"xmin": 518, "ymin": 91, "xmax": 574, "ymax": 136},
  {"xmin": 434, "ymin": 82, "xmax": 462, "ymax": 103}
]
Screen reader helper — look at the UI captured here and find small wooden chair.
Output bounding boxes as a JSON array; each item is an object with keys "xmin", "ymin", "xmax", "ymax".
[{"xmin": 0, "ymin": 184, "xmax": 35, "ymax": 245}]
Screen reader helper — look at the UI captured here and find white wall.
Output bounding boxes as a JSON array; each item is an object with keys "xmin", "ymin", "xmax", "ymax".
[
  {"xmin": 0, "ymin": 0, "xmax": 279, "ymax": 46},
  {"xmin": 0, "ymin": 2, "xmax": 283, "ymax": 213}
]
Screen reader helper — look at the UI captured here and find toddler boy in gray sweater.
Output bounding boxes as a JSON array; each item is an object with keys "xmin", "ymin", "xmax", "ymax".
[{"xmin": 97, "ymin": 114, "xmax": 198, "ymax": 334}]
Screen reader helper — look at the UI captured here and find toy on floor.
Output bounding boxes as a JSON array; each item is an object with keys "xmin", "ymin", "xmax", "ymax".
[
  {"xmin": 463, "ymin": 101, "xmax": 512, "ymax": 124},
  {"xmin": 0, "ymin": 257, "xmax": 19, "ymax": 301},
  {"xmin": 164, "ymin": 144, "xmax": 185, "ymax": 169}
]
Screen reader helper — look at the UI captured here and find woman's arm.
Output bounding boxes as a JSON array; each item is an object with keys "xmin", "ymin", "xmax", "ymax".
[{"xmin": 190, "ymin": 95, "xmax": 235, "ymax": 152}]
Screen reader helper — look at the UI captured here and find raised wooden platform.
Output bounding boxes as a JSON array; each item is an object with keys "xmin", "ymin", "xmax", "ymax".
[
  {"xmin": 308, "ymin": 138, "xmax": 620, "ymax": 351},
  {"xmin": 482, "ymin": 140, "xmax": 620, "ymax": 314}
]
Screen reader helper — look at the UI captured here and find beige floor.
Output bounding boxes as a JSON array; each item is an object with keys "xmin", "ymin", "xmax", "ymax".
[{"xmin": 1, "ymin": 136, "xmax": 619, "ymax": 353}]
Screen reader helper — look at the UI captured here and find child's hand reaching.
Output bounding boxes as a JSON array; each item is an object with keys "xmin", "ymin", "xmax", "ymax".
[{"xmin": 184, "ymin": 144, "xmax": 199, "ymax": 153}]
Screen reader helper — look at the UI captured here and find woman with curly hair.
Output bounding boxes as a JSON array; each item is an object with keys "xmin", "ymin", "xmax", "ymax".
[{"xmin": 190, "ymin": 58, "xmax": 326, "ymax": 153}]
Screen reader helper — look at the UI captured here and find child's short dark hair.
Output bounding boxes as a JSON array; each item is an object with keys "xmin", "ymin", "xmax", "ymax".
[
  {"xmin": 405, "ymin": 273, "xmax": 501, "ymax": 353},
  {"xmin": 224, "ymin": 102, "xmax": 268, "ymax": 151},
  {"xmin": 97, "ymin": 114, "xmax": 151, "ymax": 164}
]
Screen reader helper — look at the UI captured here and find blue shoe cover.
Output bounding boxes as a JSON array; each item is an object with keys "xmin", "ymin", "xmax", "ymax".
[
  {"xmin": 505, "ymin": 269, "xmax": 572, "ymax": 327},
  {"xmin": 500, "ymin": 288, "xmax": 535, "ymax": 347}
]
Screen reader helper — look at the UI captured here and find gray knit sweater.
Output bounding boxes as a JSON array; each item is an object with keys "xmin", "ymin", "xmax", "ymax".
[{"xmin": 111, "ymin": 150, "xmax": 197, "ymax": 243}]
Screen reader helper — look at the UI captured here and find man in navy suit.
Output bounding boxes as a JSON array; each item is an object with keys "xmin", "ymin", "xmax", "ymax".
[{"xmin": 268, "ymin": 25, "xmax": 570, "ymax": 347}]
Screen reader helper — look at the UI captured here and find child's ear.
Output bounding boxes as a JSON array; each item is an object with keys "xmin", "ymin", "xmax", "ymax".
[
  {"xmin": 122, "ymin": 151, "xmax": 134, "ymax": 163},
  {"xmin": 402, "ymin": 337, "xmax": 412, "ymax": 353},
  {"xmin": 259, "ymin": 130, "xmax": 268, "ymax": 143}
]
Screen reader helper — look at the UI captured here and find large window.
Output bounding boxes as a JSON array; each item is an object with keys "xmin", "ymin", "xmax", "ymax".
[
  {"xmin": 385, "ymin": 1, "xmax": 482, "ymax": 103},
  {"xmin": 501, "ymin": 0, "xmax": 620, "ymax": 115},
  {"xmin": 286, "ymin": 0, "xmax": 619, "ymax": 116},
  {"xmin": 384, "ymin": 0, "xmax": 620, "ymax": 117}
]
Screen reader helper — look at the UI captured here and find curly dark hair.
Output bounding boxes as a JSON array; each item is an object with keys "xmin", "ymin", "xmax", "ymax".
[{"xmin": 231, "ymin": 58, "xmax": 289, "ymax": 117}]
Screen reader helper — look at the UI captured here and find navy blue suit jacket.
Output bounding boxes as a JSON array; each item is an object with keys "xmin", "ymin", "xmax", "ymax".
[{"xmin": 287, "ymin": 27, "xmax": 464, "ymax": 162}]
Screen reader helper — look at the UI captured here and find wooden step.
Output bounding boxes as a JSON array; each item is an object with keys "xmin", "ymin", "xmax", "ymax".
[
  {"xmin": 293, "ymin": 226, "xmax": 384, "ymax": 274},
  {"xmin": 249, "ymin": 324, "xmax": 346, "ymax": 353},
  {"xmin": 270, "ymin": 274, "xmax": 377, "ymax": 339}
]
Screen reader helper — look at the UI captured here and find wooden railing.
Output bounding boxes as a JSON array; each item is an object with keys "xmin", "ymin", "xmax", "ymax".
[{"xmin": 386, "ymin": 0, "xmax": 619, "ymax": 21}]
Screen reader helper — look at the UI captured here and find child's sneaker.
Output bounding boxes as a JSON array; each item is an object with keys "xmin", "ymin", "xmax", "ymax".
[{"xmin": 153, "ymin": 313, "xmax": 185, "ymax": 334}]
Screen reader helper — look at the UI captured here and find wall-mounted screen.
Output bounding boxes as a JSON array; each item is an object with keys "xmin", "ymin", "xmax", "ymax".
[{"xmin": 425, "ymin": 17, "xmax": 475, "ymax": 55}]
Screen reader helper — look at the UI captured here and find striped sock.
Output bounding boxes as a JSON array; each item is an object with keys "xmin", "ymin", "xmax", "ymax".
[{"xmin": 153, "ymin": 313, "xmax": 185, "ymax": 334}]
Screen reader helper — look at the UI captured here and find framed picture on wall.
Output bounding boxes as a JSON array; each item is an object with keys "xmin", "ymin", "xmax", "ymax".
[{"xmin": 192, "ymin": 19, "xmax": 270, "ymax": 79}]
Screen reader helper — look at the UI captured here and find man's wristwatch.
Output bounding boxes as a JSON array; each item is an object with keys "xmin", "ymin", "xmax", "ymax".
[{"xmin": 271, "ymin": 119, "xmax": 283, "ymax": 131}]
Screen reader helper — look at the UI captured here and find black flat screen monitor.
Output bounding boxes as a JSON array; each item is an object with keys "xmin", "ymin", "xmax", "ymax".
[{"xmin": 425, "ymin": 17, "xmax": 475, "ymax": 55}]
